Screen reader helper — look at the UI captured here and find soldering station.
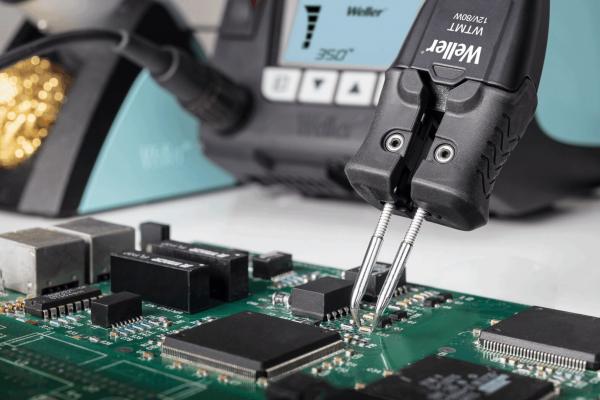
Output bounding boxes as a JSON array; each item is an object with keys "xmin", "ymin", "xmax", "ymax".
[{"xmin": 0, "ymin": 1, "xmax": 600, "ymax": 399}]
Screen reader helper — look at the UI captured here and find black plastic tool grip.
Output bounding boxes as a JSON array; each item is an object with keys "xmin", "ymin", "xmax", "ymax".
[
  {"xmin": 345, "ymin": 0, "xmax": 549, "ymax": 231},
  {"xmin": 411, "ymin": 79, "xmax": 538, "ymax": 230}
]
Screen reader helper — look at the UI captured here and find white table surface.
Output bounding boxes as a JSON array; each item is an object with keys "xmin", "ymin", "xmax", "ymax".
[{"xmin": 1, "ymin": 184, "xmax": 599, "ymax": 317}]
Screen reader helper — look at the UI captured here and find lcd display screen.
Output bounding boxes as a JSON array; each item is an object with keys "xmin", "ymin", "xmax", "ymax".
[{"xmin": 280, "ymin": 0, "xmax": 423, "ymax": 70}]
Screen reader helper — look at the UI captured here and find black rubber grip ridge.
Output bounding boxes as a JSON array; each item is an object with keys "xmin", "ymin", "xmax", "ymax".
[{"xmin": 410, "ymin": 79, "xmax": 538, "ymax": 230}]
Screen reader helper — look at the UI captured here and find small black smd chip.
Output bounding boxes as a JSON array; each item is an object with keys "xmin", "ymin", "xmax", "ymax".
[
  {"xmin": 479, "ymin": 306, "xmax": 600, "ymax": 370},
  {"xmin": 252, "ymin": 251, "xmax": 293, "ymax": 279},
  {"xmin": 343, "ymin": 262, "xmax": 406, "ymax": 302},
  {"xmin": 364, "ymin": 355, "xmax": 555, "ymax": 400},
  {"xmin": 289, "ymin": 277, "xmax": 353, "ymax": 321},
  {"xmin": 161, "ymin": 312, "xmax": 343, "ymax": 380}
]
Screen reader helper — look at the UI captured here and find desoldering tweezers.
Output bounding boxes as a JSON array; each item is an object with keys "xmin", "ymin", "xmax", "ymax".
[{"xmin": 346, "ymin": 0, "xmax": 550, "ymax": 328}]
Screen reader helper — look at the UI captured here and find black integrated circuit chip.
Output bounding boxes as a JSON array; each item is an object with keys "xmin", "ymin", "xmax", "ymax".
[
  {"xmin": 252, "ymin": 251, "xmax": 293, "ymax": 279},
  {"xmin": 266, "ymin": 373, "xmax": 379, "ymax": 400},
  {"xmin": 111, "ymin": 251, "xmax": 210, "ymax": 313},
  {"xmin": 91, "ymin": 292, "xmax": 142, "ymax": 328},
  {"xmin": 24, "ymin": 286, "xmax": 101, "ymax": 319},
  {"xmin": 479, "ymin": 306, "xmax": 600, "ymax": 370},
  {"xmin": 150, "ymin": 241, "xmax": 248, "ymax": 301},
  {"xmin": 289, "ymin": 277, "xmax": 353, "ymax": 321},
  {"xmin": 161, "ymin": 311, "xmax": 343, "ymax": 380},
  {"xmin": 364, "ymin": 355, "xmax": 555, "ymax": 400}
]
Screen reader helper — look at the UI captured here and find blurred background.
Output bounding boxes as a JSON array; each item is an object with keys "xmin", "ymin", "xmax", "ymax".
[
  {"xmin": 0, "ymin": 0, "xmax": 599, "ymax": 317},
  {"xmin": 0, "ymin": 1, "xmax": 227, "ymax": 54}
]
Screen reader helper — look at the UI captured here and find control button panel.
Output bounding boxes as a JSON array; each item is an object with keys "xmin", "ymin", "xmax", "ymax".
[
  {"xmin": 262, "ymin": 67, "xmax": 383, "ymax": 106},
  {"xmin": 261, "ymin": 67, "xmax": 302, "ymax": 102}
]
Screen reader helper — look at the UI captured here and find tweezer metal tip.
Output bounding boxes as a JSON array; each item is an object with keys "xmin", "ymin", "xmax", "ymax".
[
  {"xmin": 349, "ymin": 203, "xmax": 394, "ymax": 327},
  {"xmin": 372, "ymin": 208, "xmax": 427, "ymax": 329}
]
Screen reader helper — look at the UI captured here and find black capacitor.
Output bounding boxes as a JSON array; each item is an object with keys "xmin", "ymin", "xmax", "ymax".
[
  {"xmin": 252, "ymin": 251, "xmax": 293, "ymax": 279},
  {"xmin": 149, "ymin": 241, "xmax": 248, "ymax": 302},
  {"xmin": 91, "ymin": 291, "xmax": 142, "ymax": 328},
  {"xmin": 139, "ymin": 222, "xmax": 170, "ymax": 252},
  {"xmin": 423, "ymin": 296, "xmax": 444, "ymax": 308},
  {"xmin": 390, "ymin": 310, "xmax": 408, "ymax": 321},
  {"xmin": 438, "ymin": 292, "xmax": 453, "ymax": 301},
  {"xmin": 378, "ymin": 316, "xmax": 393, "ymax": 328},
  {"xmin": 111, "ymin": 251, "xmax": 210, "ymax": 313}
]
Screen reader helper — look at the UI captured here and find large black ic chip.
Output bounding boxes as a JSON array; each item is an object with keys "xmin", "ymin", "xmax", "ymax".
[
  {"xmin": 479, "ymin": 306, "xmax": 600, "ymax": 370},
  {"xmin": 364, "ymin": 355, "xmax": 555, "ymax": 400},
  {"xmin": 161, "ymin": 312, "xmax": 343, "ymax": 380}
]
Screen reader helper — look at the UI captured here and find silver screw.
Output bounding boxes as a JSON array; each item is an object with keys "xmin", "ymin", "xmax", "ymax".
[
  {"xmin": 384, "ymin": 133, "xmax": 404, "ymax": 153},
  {"xmin": 434, "ymin": 144, "xmax": 455, "ymax": 163}
]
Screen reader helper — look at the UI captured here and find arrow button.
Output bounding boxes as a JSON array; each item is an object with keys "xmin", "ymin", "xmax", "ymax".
[
  {"xmin": 335, "ymin": 71, "xmax": 377, "ymax": 106},
  {"xmin": 298, "ymin": 69, "xmax": 339, "ymax": 104}
]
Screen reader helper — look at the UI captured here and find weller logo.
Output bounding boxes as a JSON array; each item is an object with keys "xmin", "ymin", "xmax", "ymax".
[
  {"xmin": 347, "ymin": 6, "xmax": 385, "ymax": 17},
  {"xmin": 423, "ymin": 39, "xmax": 482, "ymax": 65}
]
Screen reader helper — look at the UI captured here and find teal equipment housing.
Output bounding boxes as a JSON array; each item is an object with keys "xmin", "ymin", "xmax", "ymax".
[
  {"xmin": 78, "ymin": 71, "xmax": 234, "ymax": 214},
  {"xmin": 537, "ymin": 0, "xmax": 600, "ymax": 146}
]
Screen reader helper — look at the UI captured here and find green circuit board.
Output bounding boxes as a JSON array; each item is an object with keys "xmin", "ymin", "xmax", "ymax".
[{"xmin": 0, "ymin": 257, "xmax": 599, "ymax": 400}]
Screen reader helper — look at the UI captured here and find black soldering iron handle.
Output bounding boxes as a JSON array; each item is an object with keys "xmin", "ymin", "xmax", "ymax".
[
  {"xmin": 117, "ymin": 33, "xmax": 252, "ymax": 133},
  {"xmin": 345, "ymin": 0, "xmax": 550, "ymax": 231}
]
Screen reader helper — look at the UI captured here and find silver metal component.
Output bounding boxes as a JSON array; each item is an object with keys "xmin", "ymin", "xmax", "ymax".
[
  {"xmin": 434, "ymin": 144, "xmax": 455, "ymax": 163},
  {"xmin": 350, "ymin": 203, "xmax": 394, "ymax": 326},
  {"xmin": 384, "ymin": 133, "xmax": 405, "ymax": 153},
  {"xmin": 373, "ymin": 208, "xmax": 427, "ymax": 328},
  {"xmin": 0, "ymin": 228, "xmax": 86, "ymax": 295},
  {"xmin": 51, "ymin": 218, "xmax": 135, "ymax": 283}
]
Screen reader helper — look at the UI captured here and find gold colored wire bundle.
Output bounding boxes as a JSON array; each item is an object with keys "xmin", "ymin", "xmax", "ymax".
[{"xmin": 0, "ymin": 56, "xmax": 70, "ymax": 169}]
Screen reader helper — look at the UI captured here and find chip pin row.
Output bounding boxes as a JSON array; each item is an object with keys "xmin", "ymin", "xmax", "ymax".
[
  {"xmin": 42, "ymin": 297, "xmax": 95, "ymax": 320},
  {"xmin": 480, "ymin": 339, "xmax": 586, "ymax": 371},
  {"xmin": 111, "ymin": 316, "xmax": 144, "ymax": 329},
  {"xmin": 326, "ymin": 307, "xmax": 350, "ymax": 321}
]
